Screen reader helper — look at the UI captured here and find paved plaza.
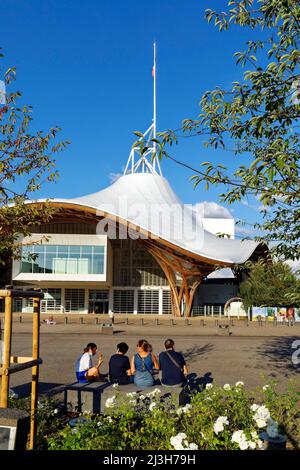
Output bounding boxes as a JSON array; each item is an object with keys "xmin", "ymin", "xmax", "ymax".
[{"xmin": 3, "ymin": 316, "xmax": 299, "ymax": 398}]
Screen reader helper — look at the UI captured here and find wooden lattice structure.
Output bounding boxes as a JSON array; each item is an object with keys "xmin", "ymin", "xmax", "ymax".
[{"xmin": 0, "ymin": 287, "xmax": 43, "ymax": 449}]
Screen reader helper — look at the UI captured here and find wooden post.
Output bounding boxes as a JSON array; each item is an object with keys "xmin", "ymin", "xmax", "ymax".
[
  {"xmin": 0, "ymin": 295, "xmax": 13, "ymax": 407},
  {"xmin": 29, "ymin": 297, "xmax": 40, "ymax": 450}
]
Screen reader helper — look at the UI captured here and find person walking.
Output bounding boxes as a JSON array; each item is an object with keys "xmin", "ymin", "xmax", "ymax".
[
  {"xmin": 131, "ymin": 339, "xmax": 159, "ymax": 388},
  {"xmin": 159, "ymin": 338, "xmax": 188, "ymax": 387}
]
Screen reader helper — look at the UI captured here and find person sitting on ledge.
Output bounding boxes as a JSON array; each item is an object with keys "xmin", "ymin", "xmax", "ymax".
[
  {"xmin": 109, "ymin": 342, "xmax": 131, "ymax": 385},
  {"xmin": 75, "ymin": 342, "xmax": 104, "ymax": 383},
  {"xmin": 159, "ymin": 338, "xmax": 188, "ymax": 387},
  {"xmin": 131, "ymin": 339, "xmax": 159, "ymax": 388}
]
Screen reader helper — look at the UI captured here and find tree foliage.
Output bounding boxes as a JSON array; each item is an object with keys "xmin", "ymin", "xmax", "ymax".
[
  {"xmin": 141, "ymin": 0, "xmax": 300, "ymax": 260},
  {"xmin": 239, "ymin": 259, "xmax": 300, "ymax": 308},
  {"xmin": 0, "ymin": 49, "xmax": 69, "ymax": 262}
]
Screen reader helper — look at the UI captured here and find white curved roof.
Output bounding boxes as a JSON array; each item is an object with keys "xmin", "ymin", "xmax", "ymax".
[{"xmin": 32, "ymin": 173, "xmax": 259, "ymax": 265}]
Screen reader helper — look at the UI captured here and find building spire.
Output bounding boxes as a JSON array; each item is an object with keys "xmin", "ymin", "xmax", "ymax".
[{"xmin": 124, "ymin": 43, "xmax": 162, "ymax": 176}]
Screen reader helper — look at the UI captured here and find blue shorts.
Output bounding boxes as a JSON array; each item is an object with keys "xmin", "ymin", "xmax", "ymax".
[{"xmin": 76, "ymin": 371, "xmax": 88, "ymax": 383}]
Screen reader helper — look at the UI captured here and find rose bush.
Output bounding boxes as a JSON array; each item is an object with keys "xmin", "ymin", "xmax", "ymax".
[{"xmin": 46, "ymin": 381, "xmax": 300, "ymax": 450}]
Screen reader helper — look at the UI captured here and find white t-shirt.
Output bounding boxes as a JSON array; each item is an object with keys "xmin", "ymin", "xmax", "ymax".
[{"xmin": 76, "ymin": 352, "xmax": 93, "ymax": 372}]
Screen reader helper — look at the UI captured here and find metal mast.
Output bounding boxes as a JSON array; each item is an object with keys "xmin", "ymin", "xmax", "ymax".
[{"xmin": 124, "ymin": 43, "xmax": 162, "ymax": 176}]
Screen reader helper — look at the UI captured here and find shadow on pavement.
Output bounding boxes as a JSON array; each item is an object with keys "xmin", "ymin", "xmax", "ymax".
[
  {"xmin": 182, "ymin": 343, "xmax": 214, "ymax": 362},
  {"xmin": 186, "ymin": 371, "xmax": 213, "ymax": 392},
  {"xmin": 256, "ymin": 336, "xmax": 300, "ymax": 375},
  {"xmin": 11, "ymin": 382, "xmax": 66, "ymax": 399}
]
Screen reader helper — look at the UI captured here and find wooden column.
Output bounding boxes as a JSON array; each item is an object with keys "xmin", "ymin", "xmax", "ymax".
[
  {"xmin": 184, "ymin": 280, "xmax": 202, "ymax": 318},
  {"xmin": 0, "ymin": 295, "xmax": 13, "ymax": 407},
  {"xmin": 29, "ymin": 297, "xmax": 40, "ymax": 450}
]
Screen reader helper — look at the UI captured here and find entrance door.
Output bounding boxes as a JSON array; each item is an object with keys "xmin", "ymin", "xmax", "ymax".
[{"xmin": 88, "ymin": 290, "xmax": 109, "ymax": 314}]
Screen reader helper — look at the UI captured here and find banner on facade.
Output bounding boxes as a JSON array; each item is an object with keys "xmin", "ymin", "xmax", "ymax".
[{"xmin": 252, "ymin": 306, "xmax": 300, "ymax": 321}]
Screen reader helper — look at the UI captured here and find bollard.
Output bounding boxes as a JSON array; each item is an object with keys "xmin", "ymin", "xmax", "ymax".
[
  {"xmin": 215, "ymin": 319, "xmax": 219, "ymax": 327},
  {"xmin": 246, "ymin": 318, "xmax": 249, "ymax": 327},
  {"xmin": 80, "ymin": 317, "xmax": 83, "ymax": 325},
  {"xmin": 273, "ymin": 318, "xmax": 277, "ymax": 327},
  {"xmin": 155, "ymin": 319, "xmax": 159, "ymax": 326},
  {"xmin": 140, "ymin": 318, "xmax": 144, "ymax": 326},
  {"xmin": 94, "ymin": 317, "xmax": 98, "ymax": 325},
  {"xmin": 171, "ymin": 318, "xmax": 176, "ymax": 326},
  {"xmin": 125, "ymin": 317, "xmax": 129, "ymax": 325},
  {"xmin": 19, "ymin": 316, "xmax": 22, "ymax": 323},
  {"xmin": 64, "ymin": 316, "xmax": 68, "ymax": 324}
]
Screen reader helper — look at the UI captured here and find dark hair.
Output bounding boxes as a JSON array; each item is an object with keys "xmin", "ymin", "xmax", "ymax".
[
  {"xmin": 84, "ymin": 343, "xmax": 97, "ymax": 353},
  {"xmin": 117, "ymin": 342, "xmax": 129, "ymax": 354},
  {"xmin": 137, "ymin": 339, "xmax": 152, "ymax": 353},
  {"xmin": 165, "ymin": 338, "xmax": 175, "ymax": 350}
]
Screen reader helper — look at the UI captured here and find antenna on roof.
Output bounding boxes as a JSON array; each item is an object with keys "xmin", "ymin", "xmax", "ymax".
[{"xmin": 123, "ymin": 42, "xmax": 162, "ymax": 176}]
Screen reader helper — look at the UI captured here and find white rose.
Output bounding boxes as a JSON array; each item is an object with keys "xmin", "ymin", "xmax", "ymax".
[
  {"xmin": 182, "ymin": 404, "xmax": 192, "ymax": 414},
  {"xmin": 255, "ymin": 418, "xmax": 267, "ymax": 428},
  {"xmin": 257, "ymin": 439, "xmax": 263, "ymax": 449},
  {"xmin": 149, "ymin": 402, "xmax": 156, "ymax": 411},
  {"xmin": 223, "ymin": 384, "xmax": 231, "ymax": 390},
  {"xmin": 239, "ymin": 440, "xmax": 249, "ymax": 450},
  {"xmin": 188, "ymin": 443, "xmax": 199, "ymax": 450},
  {"xmin": 206, "ymin": 383, "xmax": 213, "ymax": 389},
  {"xmin": 105, "ymin": 396, "xmax": 116, "ymax": 408},
  {"xmin": 129, "ymin": 399, "xmax": 136, "ymax": 405},
  {"xmin": 214, "ymin": 416, "xmax": 229, "ymax": 434},
  {"xmin": 248, "ymin": 441, "xmax": 256, "ymax": 450},
  {"xmin": 235, "ymin": 381, "xmax": 244, "ymax": 387}
]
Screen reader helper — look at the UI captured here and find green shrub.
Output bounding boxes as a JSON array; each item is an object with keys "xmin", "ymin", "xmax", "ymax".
[{"xmin": 46, "ymin": 381, "xmax": 300, "ymax": 450}]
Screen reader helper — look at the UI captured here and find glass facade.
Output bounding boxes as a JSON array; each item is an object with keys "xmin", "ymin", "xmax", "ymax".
[
  {"xmin": 112, "ymin": 239, "xmax": 167, "ymax": 286},
  {"xmin": 21, "ymin": 245, "xmax": 105, "ymax": 275}
]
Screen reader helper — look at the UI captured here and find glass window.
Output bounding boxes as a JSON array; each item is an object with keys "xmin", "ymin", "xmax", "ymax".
[
  {"xmin": 69, "ymin": 245, "xmax": 80, "ymax": 254},
  {"xmin": 33, "ymin": 245, "xmax": 44, "ymax": 254},
  {"xmin": 20, "ymin": 244, "xmax": 105, "ymax": 275},
  {"xmin": 45, "ymin": 245, "xmax": 57, "ymax": 254},
  {"xmin": 53, "ymin": 258, "xmax": 66, "ymax": 273},
  {"xmin": 94, "ymin": 246, "xmax": 104, "ymax": 254},
  {"xmin": 45, "ymin": 253, "xmax": 56, "ymax": 273},
  {"xmin": 93, "ymin": 255, "xmax": 104, "ymax": 274},
  {"xmin": 57, "ymin": 246, "xmax": 68, "ymax": 254},
  {"xmin": 82, "ymin": 246, "xmax": 93, "ymax": 254}
]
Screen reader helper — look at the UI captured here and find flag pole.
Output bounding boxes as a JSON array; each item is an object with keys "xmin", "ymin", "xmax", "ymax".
[{"xmin": 153, "ymin": 42, "xmax": 157, "ymax": 171}]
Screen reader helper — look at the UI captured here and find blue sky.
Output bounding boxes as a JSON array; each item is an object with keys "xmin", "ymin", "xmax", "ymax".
[{"xmin": 0, "ymin": 0, "xmax": 264, "ymax": 237}]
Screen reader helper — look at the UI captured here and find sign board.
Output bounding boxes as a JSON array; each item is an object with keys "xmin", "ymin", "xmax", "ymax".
[{"xmin": 252, "ymin": 306, "xmax": 300, "ymax": 321}]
